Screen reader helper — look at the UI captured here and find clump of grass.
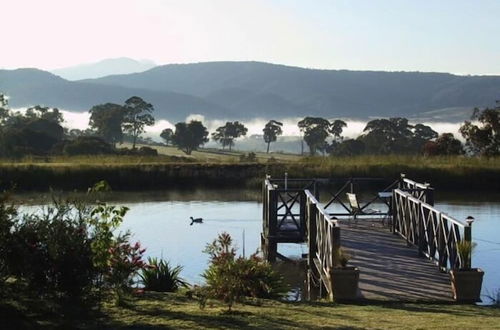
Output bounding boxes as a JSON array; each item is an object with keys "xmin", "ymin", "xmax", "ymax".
[{"xmin": 139, "ymin": 258, "xmax": 188, "ymax": 292}]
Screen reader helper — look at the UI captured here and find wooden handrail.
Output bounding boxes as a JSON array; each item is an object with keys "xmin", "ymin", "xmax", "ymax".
[{"xmin": 393, "ymin": 188, "xmax": 470, "ymax": 270}]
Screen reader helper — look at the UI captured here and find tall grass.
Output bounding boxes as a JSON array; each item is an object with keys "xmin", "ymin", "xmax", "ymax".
[{"xmin": 0, "ymin": 155, "xmax": 498, "ymax": 191}]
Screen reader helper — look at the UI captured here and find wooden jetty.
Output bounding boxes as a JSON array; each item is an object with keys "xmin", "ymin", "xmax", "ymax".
[{"xmin": 261, "ymin": 175, "xmax": 474, "ymax": 302}]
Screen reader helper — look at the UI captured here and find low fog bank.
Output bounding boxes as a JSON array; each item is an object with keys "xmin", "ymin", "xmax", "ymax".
[{"xmin": 12, "ymin": 109, "xmax": 465, "ymax": 154}]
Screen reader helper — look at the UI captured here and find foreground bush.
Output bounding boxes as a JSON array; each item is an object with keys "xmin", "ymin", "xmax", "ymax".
[
  {"xmin": 0, "ymin": 182, "xmax": 146, "ymax": 304},
  {"xmin": 200, "ymin": 232, "xmax": 287, "ymax": 311},
  {"xmin": 140, "ymin": 257, "xmax": 188, "ymax": 292}
]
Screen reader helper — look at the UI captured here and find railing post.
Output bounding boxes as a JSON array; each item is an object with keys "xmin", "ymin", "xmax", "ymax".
[
  {"xmin": 391, "ymin": 190, "xmax": 397, "ymax": 234},
  {"xmin": 464, "ymin": 216, "xmax": 474, "ymax": 268},
  {"xmin": 300, "ymin": 191, "xmax": 306, "ymax": 239},
  {"xmin": 331, "ymin": 225, "xmax": 341, "ymax": 267},
  {"xmin": 437, "ymin": 213, "xmax": 446, "ymax": 271},
  {"xmin": 307, "ymin": 198, "xmax": 318, "ymax": 270},
  {"xmin": 417, "ymin": 199, "xmax": 424, "ymax": 256},
  {"xmin": 425, "ymin": 184, "xmax": 435, "ymax": 206},
  {"xmin": 265, "ymin": 189, "xmax": 278, "ymax": 262}
]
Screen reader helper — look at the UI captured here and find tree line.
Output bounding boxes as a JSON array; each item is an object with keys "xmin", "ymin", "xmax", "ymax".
[{"xmin": 0, "ymin": 93, "xmax": 499, "ymax": 157}]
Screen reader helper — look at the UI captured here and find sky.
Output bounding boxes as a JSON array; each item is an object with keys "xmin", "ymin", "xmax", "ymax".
[{"xmin": 1, "ymin": 0, "xmax": 499, "ymax": 75}]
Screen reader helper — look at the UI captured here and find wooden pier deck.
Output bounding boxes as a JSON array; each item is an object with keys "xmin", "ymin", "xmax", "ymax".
[
  {"xmin": 339, "ymin": 219, "xmax": 452, "ymax": 302},
  {"xmin": 262, "ymin": 176, "xmax": 474, "ymax": 303}
]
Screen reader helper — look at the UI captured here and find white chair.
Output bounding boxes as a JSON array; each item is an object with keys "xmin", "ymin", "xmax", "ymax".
[{"xmin": 346, "ymin": 193, "xmax": 382, "ymax": 224}]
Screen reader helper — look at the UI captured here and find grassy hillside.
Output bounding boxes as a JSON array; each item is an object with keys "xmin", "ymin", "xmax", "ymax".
[{"xmin": 2, "ymin": 290, "xmax": 499, "ymax": 329}]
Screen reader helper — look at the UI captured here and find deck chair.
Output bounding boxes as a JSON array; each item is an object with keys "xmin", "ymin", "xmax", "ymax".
[{"xmin": 346, "ymin": 193, "xmax": 382, "ymax": 224}]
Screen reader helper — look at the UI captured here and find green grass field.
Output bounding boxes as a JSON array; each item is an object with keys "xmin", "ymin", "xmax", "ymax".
[
  {"xmin": 2, "ymin": 290, "xmax": 499, "ymax": 329},
  {"xmin": 1, "ymin": 145, "xmax": 499, "ymax": 191}
]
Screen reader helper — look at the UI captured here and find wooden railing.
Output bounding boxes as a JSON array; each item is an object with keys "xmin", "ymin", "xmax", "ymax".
[
  {"xmin": 393, "ymin": 189, "xmax": 471, "ymax": 270},
  {"xmin": 262, "ymin": 179, "xmax": 314, "ymax": 241},
  {"xmin": 305, "ymin": 190, "xmax": 340, "ymax": 284},
  {"xmin": 399, "ymin": 176, "xmax": 435, "ymax": 205},
  {"xmin": 262, "ymin": 177, "xmax": 340, "ymax": 299}
]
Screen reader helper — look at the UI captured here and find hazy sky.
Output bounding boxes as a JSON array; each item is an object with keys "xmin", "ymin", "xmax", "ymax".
[{"xmin": 2, "ymin": 0, "xmax": 499, "ymax": 74}]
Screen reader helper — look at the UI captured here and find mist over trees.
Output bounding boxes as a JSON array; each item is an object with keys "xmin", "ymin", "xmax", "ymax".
[
  {"xmin": 3, "ymin": 89, "xmax": 500, "ymax": 159},
  {"xmin": 172, "ymin": 120, "xmax": 209, "ymax": 155},
  {"xmin": 459, "ymin": 103, "xmax": 500, "ymax": 156},
  {"xmin": 211, "ymin": 121, "xmax": 248, "ymax": 151},
  {"xmin": 263, "ymin": 120, "xmax": 283, "ymax": 153}
]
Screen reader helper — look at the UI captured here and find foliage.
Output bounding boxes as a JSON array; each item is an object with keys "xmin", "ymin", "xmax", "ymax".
[
  {"xmin": 239, "ymin": 152, "xmax": 257, "ymax": 162},
  {"xmin": 460, "ymin": 104, "xmax": 500, "ymax": 156},
  {"xmin": 0, "ymin": 191, "xmax": 17, "ymax": 286},
  {"xmin": 107, "ymin": 234, "xmax": 146, "ymax": 305},
  {"xmin": 61, "ymin": 136, "xmax": 115, "ymax": 155},
  {"xmin": 8, "ymin": 199, "xmax": 97, "ymax": 299},
  {"xmin": 331, "ymin": 139, "xmax": 365, "ymax": 156},
  {"xmin": 0, "ymin": 98, "xmax": 65, "ymax": 157},
  {"xmin": 263, "ymin": 120, "xmax": 283, "ymax": 153},
  {"xmin": 201, "ymin": 232, "xmax": 287, "ymax": 311},
  {"xmin": 298, "ymin": 117, "xmax": 331, "ymax": 155},
  {"xmin": 0, "ymin": 93, "xmax": 9, "ymax": 125},
  {"xmin": 423, "ymin": 133, "xmax": 463, "ymax": 156},
  {"xmin": 172, "ymin": 120, "xmax": 209, "ymax": 155},
  {"xmin": 334, "ymin": 248, "xmax": 352, "ymax": 268},
  {"xmin": 140, "ymin": 257, "xmax": 188, "ymax": 292},
  {"xmin": 456, "ymin": 240, "xmax": 476, "ymax": 270},
  {"xmin": 359, "ymin": 118, "xmax": 437, "ymax": 154},
  {"xmin": 138, "ymin": 146, "xmax": 158, "ymax": 156},
  {"xmin": 24, "ymin": 105, "xmax": 64, "ymax": 124},
  {"xmin": 212, "ymin": 121, "xmax": 248, "ymax": 151},
  {"xmin": 89, "ymin": 103, "xmax": 125, "ymax": 144},
  {"xmin": 160, "ymin": 128, "xmax": 174, "ymax": 146},
  {"xmin": 122, "ymin": 96, "xmax": 155, "ymax": 149}
]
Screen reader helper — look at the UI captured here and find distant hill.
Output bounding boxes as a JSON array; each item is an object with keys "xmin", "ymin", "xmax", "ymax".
[
  {"xmin": 0, "ymin": 69, "xmax": 229, "ymax": 121},
  {"xmin": 51, "ymin": 58, "xmax": 157, "ymax": 80},
  {"xmin": 2, "ymin": 61, "xmax": 500, "ymax": 122}
]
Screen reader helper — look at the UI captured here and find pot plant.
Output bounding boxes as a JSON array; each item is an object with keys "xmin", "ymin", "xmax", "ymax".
[
  {"xmin": 329, "ymin": 247, "xmax": 359, "ymax": 301},
  {"xmin": 450, "ymin": 240, "xmax": 484, "ymax": 302}
]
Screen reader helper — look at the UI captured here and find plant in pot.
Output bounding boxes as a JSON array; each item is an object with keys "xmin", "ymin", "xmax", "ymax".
[
  {"xmin": 330, "ymin": 247, "xmax": 359, "ymax": 301},
  {"xmin": 450, "ymin": 240, "xmax": 484, "ymax": 302}
]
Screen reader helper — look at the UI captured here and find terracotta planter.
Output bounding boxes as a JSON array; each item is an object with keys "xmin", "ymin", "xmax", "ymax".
[
  {"xmin": 330, "ymin": 267, "xmax": 360, "ymax": 301},
  {"xmin": 450, "ymin": 268, "xmax": 484, "ymax": 302}
]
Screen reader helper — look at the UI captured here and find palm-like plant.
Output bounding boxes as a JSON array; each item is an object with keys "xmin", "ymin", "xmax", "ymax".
[{"xmin": 140, "ymin": 257, "xmax": 188, "ymax": 292}]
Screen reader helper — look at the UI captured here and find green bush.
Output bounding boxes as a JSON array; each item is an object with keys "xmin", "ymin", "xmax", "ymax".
[
  {"xmin": 140, "ymin": 257, "xmax": 188, "ymax": 292},
  {"xmin": 0, "ymin": 181, "xmax": 146, "ymax": 305},
  {"xmin": 107, "ymin": 233, "xmax": 146, "ymax": 305},
  {"xmin": 239, "ymin": 152, "xmax": 257, "ymax": 163},
  {"xmin": 10, "ymin": 202, "xmax": 97, "ymax": 299},
  {"xmin": 200, "ymin": 232, "xmax": 287, "ymax": 311},
  {"xmin": 62, "ymin": 136, "xmax": 115, "ymax": 155},
  {"xmin": 0, "ymin": 192, "xmax": 17, "ymax": 288}
]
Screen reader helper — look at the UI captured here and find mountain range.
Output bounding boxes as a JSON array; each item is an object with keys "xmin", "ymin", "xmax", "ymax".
[
  {"xmin": 50, "ymin": 58, "xmax": 156, "ymax": 80},
  {"xmin": 1, "ymin": 60, "xmax": 499, "ymax": 122}
]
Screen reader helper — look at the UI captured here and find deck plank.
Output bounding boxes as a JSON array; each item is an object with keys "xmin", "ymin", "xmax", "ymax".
[{"xmin": 339, "ymin": 219, "xmax": 453, "ymax": 302}]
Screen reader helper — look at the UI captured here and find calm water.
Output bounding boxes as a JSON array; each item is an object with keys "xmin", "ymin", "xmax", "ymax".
[{"xmin": 17, "ymin": 189, "xmax": 500, "ymax": 302}]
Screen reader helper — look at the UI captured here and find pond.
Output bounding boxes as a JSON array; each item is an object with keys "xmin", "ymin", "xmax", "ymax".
[{"xmin": 17, "ymin": 188, "xmax": 500, "ymax": 303}]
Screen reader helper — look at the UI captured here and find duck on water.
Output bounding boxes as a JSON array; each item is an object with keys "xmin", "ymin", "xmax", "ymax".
[{"xmin": 190, "ymin": 217, "xmax": 203, "ymax": 225}]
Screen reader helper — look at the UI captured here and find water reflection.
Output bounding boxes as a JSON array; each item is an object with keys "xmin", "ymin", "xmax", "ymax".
[{"xmin": 15, "ymin": 188, "xmax": 499, "ymax": 303}]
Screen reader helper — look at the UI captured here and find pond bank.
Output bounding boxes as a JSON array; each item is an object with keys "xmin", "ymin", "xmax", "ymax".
[{"xmin": 1, "ymin": 159, "xmax": 499, "ymax": 191}]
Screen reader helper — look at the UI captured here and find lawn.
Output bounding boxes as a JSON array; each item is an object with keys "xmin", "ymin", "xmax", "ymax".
[{"xmin": 2, "ymin": 290, "xmax": 499, "ymax": 329}]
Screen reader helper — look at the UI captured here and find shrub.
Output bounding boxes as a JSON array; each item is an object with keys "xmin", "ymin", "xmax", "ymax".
[
  {"xmin": 0, "ymin": 192, "xmax": 17, "ymax": 288},
  {"xmin": 62, "ymin": 136, "xmax": 115, "ymax": 155},
  {"xmin": 140, "ymin": 257, "xmax": 188, "ymax": 292},
  {"xmin": 138, "ymin": 146, "xmax": 158, "ymax": 156},
  {"xmin": 107, "ymin": 233, "xmax": 146, "ymax": 305},
  {"xmin": 201, "ymin": 232, "xmax": 287, "ymax": 311},
  {"xmin": 239, "ymin": 152, "xmax": 257, "ymax": 162},
  {"xmin": 9, "ymin": 202, "xmax": 97, "ymax": 299}
]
